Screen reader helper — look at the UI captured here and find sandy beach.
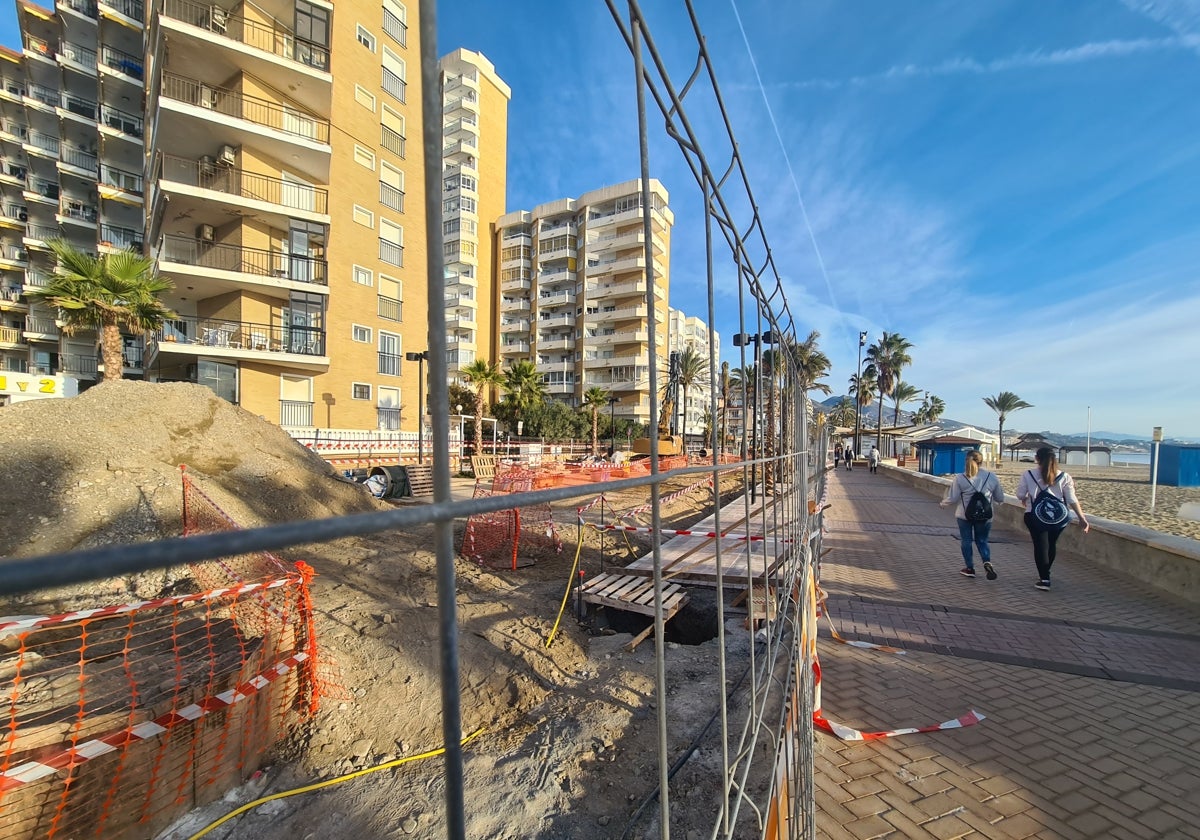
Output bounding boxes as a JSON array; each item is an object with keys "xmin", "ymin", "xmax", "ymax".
[{"xmin": 985, "ymin": 460, "xmax": 1200, "ymax": 542}]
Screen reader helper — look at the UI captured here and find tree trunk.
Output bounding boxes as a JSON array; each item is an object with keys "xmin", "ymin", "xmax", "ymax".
[
  {"xmin": 100, "ymin": 321, "xmax": 124, "ymax": 382},
  {"xmin": 592, "ymin": 409, "xmax": 598, "ymax": 455},
  {"xmin": 474, "ymin": 390, "xmax": 485, "ymax": 456}
]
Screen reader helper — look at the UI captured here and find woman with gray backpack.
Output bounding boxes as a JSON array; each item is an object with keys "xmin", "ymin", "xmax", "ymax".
[
  {"xmin": 941, "ymin": 450, "xmax": 1006, "ymax": 579},
  {"xmin": 1017, "ymin": 446, "xmax": 1091, "ymax": 591}
]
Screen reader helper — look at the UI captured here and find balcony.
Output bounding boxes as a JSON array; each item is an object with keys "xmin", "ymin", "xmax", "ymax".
[
  {"xmin": 382, "ymin": 8, "xmax": 407, "ymax": 46},
  {"xmin": 501, "ymin": 298, "xmax": 530, "ymax": 312},
  {"xmin": 501, "ymin": 278, "xmax": 531, "ymax": 293},
  {"xmin": 60, "ymin": 145, "xmax": 99, "ymax": 175},
  {"xmin": 24, "ymin": 270, "xmax": 50, "ymax": 288},
  {"xmin": 60, "ymin": 40, "xmax": 98, "ymax": 72},
  {"xmin": 155, "ymin": 316, "xmax": 326, "ymax": 357},
  {"xmin": 500, "ymin": 342, "xmax": 530, "ymax": 354},
  {"xmin": 160, "ymin": 73, "xmax": 330, "ymax": 144},
  {"xmin": 99, "ymin": 43, "xmax": 143, "ymax": 80},
  {"xmin": 1, "ymin": 355, "xmax": 29, "ymax": 371},
  {"xmin": 25, "ymin": 131, "xmax": 59, "ymax": 157},
  {"xmin": 158, "ymin": 234, "xmax": 328, "ymax": 286},
  {"xmin": 377, "ymin": 295, "xmax": 401, "ymax": 322},
  {"xmin": 538, "ymin": 313, "xmax": 575, "ymax": 329},
  {"xmin": 99, "ymin": 104, "xmax": 143, "ymax": 138},
  {"xmin": 24, "ymin": 35, "xmax": 55, "ymax": 61},
  {"xmin": 24, "ymin": 316, "xmax": 60, "ymax": 339},
  {"xmin": 25, "ymin": 84, "xmax": 58, "ymax": 109},
  {"xmin": 379, "ymin": 239, "xmax": 403, "ymax": 267},
  {"xmin": 59, "ymin": 353, "xmax": 98, "ymax": 378},
  {"xmin": 25, "ymin": 224, "xmax": 61, "ymax": 245},
  {"xmin": 99, "ymin": 0, "xmax": 142, "ymax": 24},
  {"xmin": 99, "ymin": 164, "xmax": 143, "ymax": 196},
  {"xmin": 161, "ymin": 0, "xmax": 330, "ymax": 72},
  {"xmin": 382, "ymin": 68, "xmax": 406, "ymax": 103},
  {"xmin": 381, "ymin": 126, "xmax": 406, "ymax": 159},
  {"xmin": 538, "ymin": 290, "xmax": 576, "ymax": 308},
  {"xmin": 280, "ymin": 399, "xmax": 314, "ymax": 427},
  {"xmin": 59, "ymin": 199, "xmax": 99, "ymax": 224},
  {"xmin": 59, "ymin": 0, "xmax": 98, "ymax": 19},
  {"xmin": 0, "ymin": 325, "xmax": 21, "ymax": 346},
  {"xmin": 377, "ymin": 351, "xmax": 401, "ymax": 376},
  {"xmin": 158, "ymin": 154, "xmax": 329, "ymax": 215},
  {"xmin": 100, "ymin": 223, "xmax": 142, "ymax": 250},
  {"xmin": 444, "ymin": 291, "xmax": 475, "ymax": 307},
  {"xmin": 379, "ymin": 182, "xmax": 404, "ymax": 213},
  {"xmin": 60, "ymin": 93, "xmax": 99, "ymax": 122},
  {"xmin": 377, "ymin": 406, "xmax": 400, "ymax": 430}
]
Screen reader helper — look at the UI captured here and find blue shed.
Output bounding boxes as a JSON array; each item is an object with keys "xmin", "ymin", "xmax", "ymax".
[
  {"xmin": 1149, "ymin": 444, "xmax": 1200, "ymax": 488},
  {"xmin": 914, "ymin": 436, "xmax": 982, "ymax": 476}
]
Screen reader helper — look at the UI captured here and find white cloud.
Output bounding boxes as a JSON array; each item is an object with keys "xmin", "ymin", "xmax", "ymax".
[{"xmin": 788, "ymin": 36, "xmax": 1200, "ymax": 90}]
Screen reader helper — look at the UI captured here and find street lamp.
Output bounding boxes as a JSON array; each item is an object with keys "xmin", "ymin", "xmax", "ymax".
[
  {"xmin": 456, "ymin": 404, "xmax": 464, "ymax": 474},
  {"xmin": 608, "ymin": 395, "xmax": 619, "ymax": 457},
  {"xmin": 854, "ymin": 331, "xmax": 867, "ymax": 455},
  {"xmin": 733, "ymin": 330, "xmax": 775, "ymax": 502},
  {"xmin": 405, "ymin": 350, "xmax": 428, "ymax": 464}
]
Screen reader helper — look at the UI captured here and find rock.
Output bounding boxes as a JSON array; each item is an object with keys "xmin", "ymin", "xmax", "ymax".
[
  {"xmin": 350, "ymin": 738, "xmax": 373, "ymax": 759},
  {"xmin": 399, "ymin": 815, "xmax": 418, "ymax": 834},
  {"xmin": 597, "ymin": 815, "xmax": 611, "ymax": 826}
]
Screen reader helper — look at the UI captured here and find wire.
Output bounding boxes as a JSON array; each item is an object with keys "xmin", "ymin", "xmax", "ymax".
[{"xmin": 185, "ymin": 728, "xmax": 486, "ymax": 840}]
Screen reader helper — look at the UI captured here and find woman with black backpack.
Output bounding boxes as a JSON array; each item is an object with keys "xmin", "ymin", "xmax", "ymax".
[
  {"xmin": 1017, "ymin": 446, "xmax": 1090, "ymax": 591},
  {"xmin": 941, "ymin": 450, "xmax": 1006, "ymax": 579}
]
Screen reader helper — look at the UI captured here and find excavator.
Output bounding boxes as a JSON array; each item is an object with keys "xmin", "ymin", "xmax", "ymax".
[{"xmin": 632, "ymin": 352, "xmax": 685, "ymax": 457}]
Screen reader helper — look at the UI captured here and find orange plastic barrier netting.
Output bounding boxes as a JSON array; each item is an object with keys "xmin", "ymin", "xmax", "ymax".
[
  {"xmin": 461, "ymin": 481, "xmax": 562, "ymax": 571},
  {"xmin": 0, "ymin": 470, "xmax": 330, "ymax": 840}
]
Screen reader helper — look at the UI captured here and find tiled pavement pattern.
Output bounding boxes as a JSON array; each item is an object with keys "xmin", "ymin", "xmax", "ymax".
[{"xmin": 815, "ymin": 467, "xmax": 1200, "ymax": 839}]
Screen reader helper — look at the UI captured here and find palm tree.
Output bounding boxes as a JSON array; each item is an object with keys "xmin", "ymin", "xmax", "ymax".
[
  {"xmin": 28, "ymin": 239, "xmax": 174, "ymax": 382},
  {"xmin": 461, "ymin": 359, "xmax": 505, "ymax": 453},
  {"xmin": 730, "ymin": 364, "xmax": 757, "ymax": 456},
  {"xmin": 718, "ymin": 361, "xmax": 730, "ymax": 452},
  {"xmin": 848, "ymin": 370, "xmax": 877, "ymax": 443},
  {"xmin": 788, "ymin": 330, "xmax": 832, "ymax": 397},
  {"xmin": 891, "ymin": 380, "xmax": 921, "ymax": 427},
  {"xmin": 927, "ymin": 395, "xmax": 946, "ymax": 423},
  {"xmin": 864, "ymin": 332, "xmax": 913, "ymax": 451},
  {"xmin": 829, "ymin": 397, "xmax": 857, "ymax": 428},
  {"xmin": 674, "ymin": 346, "xmax": 708, "ymax": 440},
  {"xmin": 503, "ymin": 360, "xmax": 546, "ymax": 432},
  {"xmin": 983, "ymin": 391, "xmax": 1033, "ymax": 464},
  {"xmin": 582, "ymin": 386, "xmax": 609, "ymax": 455}
]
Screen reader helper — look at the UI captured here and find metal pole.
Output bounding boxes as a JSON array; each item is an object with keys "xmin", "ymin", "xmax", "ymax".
[
  {"xmin": 1086, "ymin": 406, "xmax": 1092, "ymax": 476},
  {"xmin": 854, "ymin": 331, "xmax": 865, "ymax": 455},
  {"xmin": 1151, "ymin": 439, "xmax": 1161, "ymax": 512},
  {"xmin": 417, "ymin": 355, "xmax": 425, "ymax": 465}
]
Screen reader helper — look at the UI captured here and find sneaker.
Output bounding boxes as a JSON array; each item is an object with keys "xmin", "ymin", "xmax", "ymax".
[
  {"xmin": 984, "ymin": 562, "xmax": 997, "ymax": 581},
  {"xmin": 960, "ymin": 568, "xmax": 976, "ymax": 578},
  {"xmin": 1034, "ymin": 580, "xmax": 1051, "ymax": 591}
]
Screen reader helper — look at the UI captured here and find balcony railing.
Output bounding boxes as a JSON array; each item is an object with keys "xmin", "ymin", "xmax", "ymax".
[
  {"xmin": 2, "ymin": 205, "xmax": 27, "ymax": 222},
  {"xmin": 380, "ymin": 126, "xmax": 406, "ymax": 158},
  {"xmin": 377, "ymin": 295, "xmax": 401, "ymax": 322},
  {"xmin": 280, "ymin": 399, "xmax": 314, "ymax": 426},
  {"xmin": 99, "ymin": 104, "xmax": 143, "ymax": 137},
  {"xmin": 100, "ymin": 223, "xmax": 142, "ymax": 250},
  {"xmin": 0, "ymin": 326, "xmax": 21, "ymax": 344},
  {"xmin": 60, "ymin": 200, "xmax": 98, "ymax": 222},
  {"xmin": 26, "ymin": 224, "xmax": 61, "ymax": 242},
  {"xmin": 101, "ymin": 0, "xmax": 143, "ymax": 20},
  {"xmin": 158, "ymin": 315, "xmax": 325, "ymax": 356},
  {"xmin": 61, "ymin": 92, "xmax": 99, "ymax": 120},
  {"xmin": 377, "ymin": 406, "xmax": 400, "ymax": 430},
  {"xmin": 158, "ymin": 234, "xmax": 327, "ymax": 285},
  {"xmin": 61, "ymin": 145, "xmax": 99, "ymax": 173},
  {"xmin": 161, "ymin": 73, "xmax": 329, "ymax": 143},
  {"xmin": 159, "ymin": 154, "xmax": 328, "ymax": 214},
  {"xmin": 26, "ymin": 178, "xmax": 59, "ymax": 200},
  {"xmin": 378, "ymin": 239, "xmax": 403, "ymax": 267},
  {"xmin": 377, "ymin": 351, "xmax": 400, "ymax": 376},
  {"xmin": 26, "ymin": 83, "xmax": 58, "ymax": 107},
  {"xmin": 25, "ymin": 316, "xmax": 60, "ymax": 336},
  {"xmin": 99, "ymin": 43, "xmax": 143, "ymax": 79},
  {"xmin": 2, "ymin": 355, "xmax": 29, "ymax": 371},
  {"xmin": 161, "ymin": 0, "xmax": 329, "ymax": 71},
  {"xmin": 59, "ymin": 354, "xmax": 98, "ymax": 376},
  {"xmin": 60, "ymin": 40, "xmax": 98, "ymax": 70},
  {"xmin": 382, "ymin": 9, "xmax": 407, "ymax": 46},
  {"xmin": 60, "ymin": 0, "xmax": 99, "ymax": 18},
  {"xmin": 379, "ymin": 182, "xmax": 404, "ymax": 213},
  {"xmin": 100, "ymin": 163, "xmax": 143, "ymax": 194},
  {"xmin": 382, "ymin": 68, "xmax": 406, "ymax": 103},
  {"xmin": 27, "ymin": 131, "xmax": 59, "ymax": 155},
  {"xmin": 25, "ymin": 35, "xmax": 54, "ymax": 59}
]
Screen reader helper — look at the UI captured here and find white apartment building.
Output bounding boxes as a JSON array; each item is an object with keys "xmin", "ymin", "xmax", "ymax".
[
  {"xmin": 667, "ymin": 307, "xmax": 718, "ymax": 438},
  {"xmin": 495, "ymin": 178, "xmax": 672, "ymax": 427},
  {"xmin": 439, "ymin": 48, "xmax": 508, "ymax": 379}
]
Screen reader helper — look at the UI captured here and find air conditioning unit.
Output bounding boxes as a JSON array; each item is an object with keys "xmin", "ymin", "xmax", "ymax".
[
  {"xmin": 218, "ymin": 144, "xmax": 237, "ymax": 166},
  {"xmin": 17, "ymin": 209, "xmax": 27, "ymax": 222},
  {"xmin": 198, "ymin": 84, "xmax": 214, "ymax": 109},
  {"xmin": 196, "ymin": 223, "xmax": 215, "ymax": 242}
]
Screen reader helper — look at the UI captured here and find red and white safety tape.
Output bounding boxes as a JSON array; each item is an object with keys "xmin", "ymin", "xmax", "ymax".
[
  {"xmin": 579, "ymin": 522, "xmax": 792, "ymax": 543},
  {"xmin": 0, "ymin": 576, "xmax": 297, "ymax": 635},
  {"xmin": 815, "ymin": 706, "xmax": 985, "ymax": 741},
  {"xmin": 0, "ymin": 650, "xmax": 309, "ymax": 793}
]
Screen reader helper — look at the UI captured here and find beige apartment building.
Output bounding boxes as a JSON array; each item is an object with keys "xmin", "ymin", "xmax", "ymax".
[
  {"xmin": 495, "ymin": 179, "xmax": 672, "ymax": 427},
  {"xmin": 667, "ymin": 307, "xmax": 718, "ymax": 439},
  {"xmin": 439, "ymin": 48, "xmax": 508, "ymax": 381},
  {"xmin": 3, "ymin": 0, "xmax": 433, "ymax": 433}
]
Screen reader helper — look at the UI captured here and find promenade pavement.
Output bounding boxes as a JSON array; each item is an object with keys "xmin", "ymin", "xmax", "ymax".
[{"xmin": 814, "ymin": 463, "xmax": 1200, "ymax": 839}]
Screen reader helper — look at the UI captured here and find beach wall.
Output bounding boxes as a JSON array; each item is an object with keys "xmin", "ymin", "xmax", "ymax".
[{"xmin": 881, "ymin": 464, "xmax": 1200, "ymax": 605}]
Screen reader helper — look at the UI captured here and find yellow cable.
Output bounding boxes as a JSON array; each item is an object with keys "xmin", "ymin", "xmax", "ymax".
[
  {"xmin": 186, "ymin": 728, "xmax": 485, "ymax": 840},
  {"xmin": 545, "ymin": 534, "xmax": 584, "ymax": 648}
]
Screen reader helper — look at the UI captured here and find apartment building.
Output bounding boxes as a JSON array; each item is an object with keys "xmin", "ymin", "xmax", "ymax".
[
  {"xmin": 666, "ymin": 307, "xmax": 718, "ymax": 438},
  {"xmin": 439, "ymin": 48, "xmax": 508, "ymax": 381},
  {"xmin": 3, "ymin": 0, "xmax": 430, "ymax": 433},
  {"xmin": 2, "ymin": 0, "xmax": 147, "ymax": 389},
  {"xmin": 495, "ymin": 178, "xmax": 672, "ymax": 427}
]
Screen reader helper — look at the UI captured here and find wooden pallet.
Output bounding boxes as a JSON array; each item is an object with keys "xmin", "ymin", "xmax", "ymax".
[
  {"xmin": 581, "ymin": 572, "xmax": 689, "ymax": 651},
  {"xmin": 405, "ymin": 464, "xmax": 433, "ymax": 497}
]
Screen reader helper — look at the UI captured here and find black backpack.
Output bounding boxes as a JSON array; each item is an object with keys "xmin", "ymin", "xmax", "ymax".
[
  {"xmin": 963, "ymin": 473, "xmax": 993, "ymax": 522},
  {"xmin": 1030, "ymin": 471, "xmax": 1069, "ymax": 528}
]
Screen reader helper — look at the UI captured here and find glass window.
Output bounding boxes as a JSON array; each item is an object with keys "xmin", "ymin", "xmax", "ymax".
[
  {"xmin": 352, "ymin": 324, "xmax": 371, "ymax": 342},
  {"xmin": 356, "ymin": 25, "xmax": 375, "ymax": 51},
  {"xmin": 353, "ymin": 265, "xmax": 373, "ymax": 286},
  {"xmin": 352, "ymin": 383, "xmax": 371, "ymax": 400},
  {"xmin": 295, "ymin": 1, "xmax": 329, "ymax": 47}
]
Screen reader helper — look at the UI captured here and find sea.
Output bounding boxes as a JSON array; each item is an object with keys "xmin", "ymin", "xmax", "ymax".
[{"xmin": 1111, "ymin": 452, "xmax": 1152, "ymax": 466}]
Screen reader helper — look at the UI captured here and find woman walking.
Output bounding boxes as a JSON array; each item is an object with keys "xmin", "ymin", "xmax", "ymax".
[
  {"xmin": 942, "ymin": 450, "xmax": 1005, "ymax": 579},
  {"xmin": 1017, "ymin": 447, "xmax": 1090, "ymax": 591}
]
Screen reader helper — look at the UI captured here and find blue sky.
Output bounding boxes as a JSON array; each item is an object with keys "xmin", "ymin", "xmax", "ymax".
[{"xmin": 4, "ymin": 1, "xmax": 1197, "ymax": 438}]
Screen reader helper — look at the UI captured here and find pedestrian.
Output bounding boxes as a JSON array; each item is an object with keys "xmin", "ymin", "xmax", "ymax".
[
  {"xmin": 868, "ymin": 446, "xmax": 881, "ymax": 473},
  {"xmin": 1017, "ymin": 446, "xmax": 1090, "ymax": 591},
  {"xmin": 941, "ymin": 450, "xmax": 1005, "ymax": 579},
  {"xmin": 843, "ymin": 444, "xmax": 854, "ymax": 470},
  {"xmin": 834, "ymin": 441, "xmax": 843, "ymax": 468}
]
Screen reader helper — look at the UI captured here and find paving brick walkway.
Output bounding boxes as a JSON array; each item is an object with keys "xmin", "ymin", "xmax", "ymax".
[{"xmin": 814, "ymin": 465, "xmax": 1200, "ymax": 839}]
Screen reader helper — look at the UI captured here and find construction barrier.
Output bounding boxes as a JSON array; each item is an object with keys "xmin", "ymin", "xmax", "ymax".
[
  {"xmin": 460, "ymin": 476, "xmax": 562, "ymax": 571},
  {"xmin": 0, "ymin": 469, "xmax": 325, "ymax": 839}
]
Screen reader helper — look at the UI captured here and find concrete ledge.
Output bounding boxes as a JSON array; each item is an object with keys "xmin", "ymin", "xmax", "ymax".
[{"xmin": 879, "ymin": 464, "xmax": 1200, "ymax": 604}]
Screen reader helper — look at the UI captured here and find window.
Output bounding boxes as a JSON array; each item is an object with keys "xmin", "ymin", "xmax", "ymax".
[
  {"xmin": 382, "ymin": 47, "xmax": 406, "ymax": 103},
  {"xmin": 353, "ymin": 265, "xmax": 373, "ymax": 286},
  {"xmin": 378, "ymin": 274, "xmax": 402, "ymax": 321},
  {"xmin": 379, "ymin": 218, "xmax": 403, "ymax": 266},
  {"xmin": 378, "ymin": 331, "xmax": 401, "ymax": 376},
  {"xmin": 382, "ymin": 0, "xmax": 407, "ymax": 46},
  {"xmin": 379, "ymin": 161, "xmax": 404, "ymax": 212},
  {"xmin": 354, "ymin": 85, "xmax": 376, "ymax": 112},
  {"xmin": 353, "ymin": 205, "xmax": 374, "ymax": 228},
  {"xmin": 352, "ymin": 324, "xmax": 372, "ymax": 342},
  {"xmin": 356, "ymin": 25, "xmax": 376, "ymax": 51},
  {"xmin": 354, "ymin": 145, "xmax": 376, "ymax": 170},
  {"xmin": 381, "ymin": 106, "xmax": 405, "ymax": 158},
  {"xmin": 352, "ymin": 382, "xmax": 371, "ymax": 400}
]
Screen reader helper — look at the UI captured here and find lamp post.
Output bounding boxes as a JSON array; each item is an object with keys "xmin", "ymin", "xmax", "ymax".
[
  {"xmin": 608, "ymin": 395, "xmax": 619, "ymax": 457},
  {"xmin": 854, "ymin": 330, "xmax": 867, "ymax": 455},
  {"xmin": 456, "ymin": 404, "xmax": 463, "ymax": 474},
  {"xmin": 405, "ymin": 350, "xmax": 428, "ymax": 464}
]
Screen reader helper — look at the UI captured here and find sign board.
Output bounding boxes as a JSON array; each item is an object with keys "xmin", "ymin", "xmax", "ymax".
[
  {"xmin": 0, "ymin": 372, "xmax": 79, "ymax": 403},
  {"xmin": 1152, "ymin": 426, "xmax": 1163, "ymax": 442}
]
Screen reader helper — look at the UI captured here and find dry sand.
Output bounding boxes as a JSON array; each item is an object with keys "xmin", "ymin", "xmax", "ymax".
[{"xmin": 987, "ymin": 460, "xmax": 1200, "ymax": 541}]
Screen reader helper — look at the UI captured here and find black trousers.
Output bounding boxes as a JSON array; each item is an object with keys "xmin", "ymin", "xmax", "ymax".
[{"xmin": 1024, "ymin": 513, "xmax": 1066, "ymax": 581}]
